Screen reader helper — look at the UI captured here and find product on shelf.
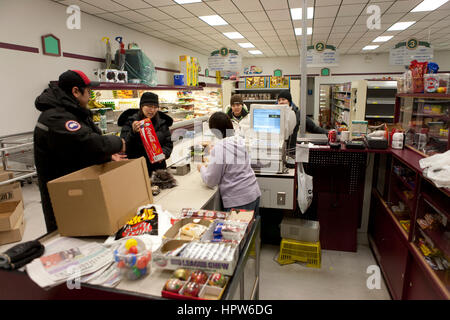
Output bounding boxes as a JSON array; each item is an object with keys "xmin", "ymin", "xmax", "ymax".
[
  {"xmin": 115, "ymin": 205, "xmax": 159, "ymax": 240},
  {"xmin": 113, "ymin": 237, "xmax": 151, "ymax": 280},
  {"xmin": 409, "ymin": 60, "xmax": 428, "ymax": 93}
]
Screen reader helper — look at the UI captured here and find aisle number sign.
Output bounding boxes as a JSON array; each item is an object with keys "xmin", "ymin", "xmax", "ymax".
[
  {"xmin": 306, "ymin": 43, "xmax": 339, "ymax": 67},
  {"xmin": 208, "ymin": 47, "xmax": 242, "ymax": 72},
  {"xmin": 389, "ymin": 39, "xmax": 433, "ymax": 66}
]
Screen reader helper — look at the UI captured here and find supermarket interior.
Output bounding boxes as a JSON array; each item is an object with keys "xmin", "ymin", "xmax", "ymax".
[{"xmin": 0, "ymin": 0, "xmax": 449, "ymax": 301}]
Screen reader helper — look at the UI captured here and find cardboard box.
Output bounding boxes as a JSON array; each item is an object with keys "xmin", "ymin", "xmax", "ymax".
[
  {"xmin": 0, "ymin": 170, "xmax": 13, "ymax": 182},
  {"xmin": 47, "ymin": 158, "xmax": 153, "ymax": 237},
  {"xmin": 153, "ymin": 239, "xmax": 238, "ymax": 276},
  {"xmin": 0, "ymin": 214, "xmax": 24, "ymax": 245},
  {"xmin": 163, "ymin": 218, "xmax": 212, "ymax": 241},
  {"xmin": 0, "ymin": 182, "xmax": 23, "ymax": 206},
  {"xmin": 0, "ymin": 200, "xmax": 24, "ymax": 231}
]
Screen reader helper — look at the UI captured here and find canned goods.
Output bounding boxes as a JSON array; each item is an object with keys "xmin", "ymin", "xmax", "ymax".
[{"xmin": 328, "ymin": 129, "xmax": 337, "ymax": 143}]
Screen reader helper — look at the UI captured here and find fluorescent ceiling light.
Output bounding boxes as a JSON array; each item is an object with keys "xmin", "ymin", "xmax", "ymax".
[
  {"xmin": 238, "ymin": 43, "xmax": 255, "ymax": 48},
  {"xmin": 223, "ymin": 32, "xmax": 244, "ymax": 39},
  {"xmin": 294, "ymin": 27, "xmax": 313, "ymax": 35},
  {"xmin": 199, "ymin": 15, "xmax": 228, "ymax": 26},
  {"xmin": 174, "ymin": 0, "xmax": 202, "ymax": 4},
  {"xmin": 363, "ymin": 45, "xmax": 379, "ymax": 50},
  {"xmin": 411, "ymin": 0, "xmax": 449, "ymax": 12},
  {"xmin": 290, "ymin": 7, "xmax": 314, "ymax": 20},
  {"xmin": 387, "ymin": 21, "xmax": 416, "ymax": 31},
  {"xmin": 373, "ymin": 36, "xmax": 393, "ymax": 42},
  {"xmin": 249, "ymin": 50, "xmax": 263, "ymax": 55}
]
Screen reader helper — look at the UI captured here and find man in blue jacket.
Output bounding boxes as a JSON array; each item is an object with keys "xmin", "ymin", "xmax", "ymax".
[{"xmin": 34, "ymin": 70, "xmax": 126, "ymax": 232}]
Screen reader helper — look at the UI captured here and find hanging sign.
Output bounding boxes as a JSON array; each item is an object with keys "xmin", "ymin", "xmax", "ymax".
[
  {"xmin": 306, "ymin": 43, "xmax": 339, "ymax": 67},
  {"xmin": 389, "ymin": 39, "xmax": 433, "ymax": 66},
  {"xmin": 208, "ymin": 47, "xmax": 242, "ymax": 72}
]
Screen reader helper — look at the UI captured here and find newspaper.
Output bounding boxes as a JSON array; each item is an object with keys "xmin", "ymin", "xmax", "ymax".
[{"xmin": 26, "ymin": 242, "xmax": 114, "ymax": 289}]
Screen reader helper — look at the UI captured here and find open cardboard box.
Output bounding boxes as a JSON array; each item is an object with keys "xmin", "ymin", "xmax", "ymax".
[
  {"xmin": 0, "ymin": 171, "xmax": 23, "ymax": 208},
  {"xmin": 153, "ymin": 239, "xmax": 238, "ymax": 276},
  {"xmin": 0, "ymin": 214, "xmax": 24, "ymax": 245},
  {"xmin": 0, "ymin": 200, "xmax": 23, "ymax": 232},
  {"xmin": 47, "ymin": 157, "xmax": 153, "ymax": 237},
  {"xmin": 163, "ymin": 217, "xmax": 213, "ymax": 241}
]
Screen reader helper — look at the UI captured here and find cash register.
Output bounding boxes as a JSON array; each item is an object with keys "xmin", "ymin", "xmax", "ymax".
[{"xmin": 246, "ymin": 105, "xmax": 291, "ymax": 173}]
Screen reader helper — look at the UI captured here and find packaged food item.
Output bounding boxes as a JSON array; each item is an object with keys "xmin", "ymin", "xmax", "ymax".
[
  {"xmin": 183, "ymin": 282, "xmax": 200, "ymax": 297},
  {"xmin": 115, "ymin": 205, "xmax": 159, "ymax": 239},
  {"xmin": 208, "ymin": 272, "xmax": 227, "ymax": 288},
  {"xmin": 424, "ymin": 73, "xmax": 449, "ymax": 93},
  {"xmin": 139, "ymin": 118, "xmax": 165, "ymax": 163},
  {"xmin": 172, "ymin": 268, "xmax": 189, "ymax": 281},
  {"xmin": 181, "ymin": 223, "xmax": 208, "ymax": 239},
  {"xmin": 180, "ymin": 208, "xmax": 229, "ymax": 220},
  {"xmin": 164, "ymin": 278, "xmax": 183, "ymax": 293},
  {"xmin": 190, "ymin": 270, "xmax": 208, "ymax": 284},
  {"xmin": 409, "ymin": 60, "xmax": 428, "ymax": 93}
]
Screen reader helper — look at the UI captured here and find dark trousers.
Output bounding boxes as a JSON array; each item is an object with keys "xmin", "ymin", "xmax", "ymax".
[
  {"xmin": 37, "ymin": 178, "xmax": 57, "ymax": 233},
  {"xmin": 224, "ymin": 197, "xmax": 260, "ymax": 216}
]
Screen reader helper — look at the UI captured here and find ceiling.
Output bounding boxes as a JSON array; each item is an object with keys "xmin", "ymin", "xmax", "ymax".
[{"xmin": 52, "ymin": 0, "xmax": 450, "ymax": 58}]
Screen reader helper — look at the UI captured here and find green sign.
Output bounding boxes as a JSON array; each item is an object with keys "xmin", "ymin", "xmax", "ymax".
[
  {"xmin": 41, "ymin": 34, "xmax": 61, "ymax": 56},
  {"xmin": 220, "ymin": 47, "xmax": 229, "ymax": 56},
  {"xmin": 407, "ymin": 38, "xmax": 418, "ymax": 50},
  {"xmin": 273, "ymin": 69, "xmax": 282, "ymax": 77},
  {"xmin": 315, "ymin": 42, "xmax": 325, "ymax": 52},
  {"xmin": 321, "ymin": 68, "xmax": 330, "ymax": 76}
]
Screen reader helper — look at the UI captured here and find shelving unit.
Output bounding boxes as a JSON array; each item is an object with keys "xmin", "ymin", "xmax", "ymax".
[
  {"xmin": 369, "ymin": 148, "xmax": 450, "ymax": 300},
  {"xmin": 331, "ymin": 82, "xmax": 351, "ymax": 128},
  {"xmin": 395, "ymin": 94, "xmax": 450, "ymax": 156},
  {"xmin": 364, "ymin": 80, "xmax": 397, "ymax": 124}
]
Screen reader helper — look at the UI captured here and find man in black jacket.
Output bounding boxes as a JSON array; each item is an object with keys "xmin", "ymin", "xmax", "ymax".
[{"xmin": 34, "ymin": 70, "xmax": 126, "ymax": 232}]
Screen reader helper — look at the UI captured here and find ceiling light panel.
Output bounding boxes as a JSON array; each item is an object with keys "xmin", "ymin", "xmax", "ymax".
[
  {"xmin": 223, "ymin": 32, "xmax": 244, "ymax": 39},
  {"xmin": 373, "ymin": 36, "xmax": 394, "ymax": 42},
  {"xmin": 199, "ymin": 15, "xmax": 228, "ymax": 26},
  {"xmin": 174, "ymin": 0, "xmax": 202, "ymax": 4},
  {"xmin": 249, "ymin": 50, "xmax": 263, "ymax": 54},
  {"xmin": 294, "ymin": 27, "xmax": 313, "ymax": 35},
  {"xmin": 411, "ymin": 0, "xmax": 449, "ymax": 12},
  {"xmin": 363, "ymin": 45, "xmax": 379, "ymax": 50},
  {"xmin": 238, "ymin": 43, "xmax": 255, "ymax": 48},
  {"xmin": 290, "ymin": 7, "xmax": 314, "ymax": 20},
  {"xmin": 387, "ymin": 21, "xmax": 416, "ymax": 31}
]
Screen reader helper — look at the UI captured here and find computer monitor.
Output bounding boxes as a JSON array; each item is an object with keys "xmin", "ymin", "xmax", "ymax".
[{"xmin": 249, "ymin": 104, "xmax": 287, "ymax": 140}]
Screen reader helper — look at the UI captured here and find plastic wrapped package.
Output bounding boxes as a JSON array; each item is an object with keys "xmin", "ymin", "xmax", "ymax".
[{"xmin": 115, "ymin": 49, "xmax": 158, "ymax": 86}]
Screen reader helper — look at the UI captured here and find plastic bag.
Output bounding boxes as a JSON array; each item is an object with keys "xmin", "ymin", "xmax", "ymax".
[
  {"xmin": 116, "ymin": 48, "xmax": 158, "ymax": 86},
  {"xmin": 297, "ymin": 163, "xmax": 313, "ymax": 214}
]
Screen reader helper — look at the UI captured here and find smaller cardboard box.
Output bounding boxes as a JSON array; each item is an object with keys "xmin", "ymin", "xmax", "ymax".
[
  {"xmin": 47, "ymin": 157, "xmax": 153, "ymax": 237},
  {"xmin": 0, "ymin": 182, "xmax": 23, "ymax": 206},
  {"xmin": 0, "ymin": 170, "xmax": 13, "ymax": 182},
  {"xmin": 0, "ymin": 214, "xmax": 24, "ymax": 245},
  {"xmin": 0, "ymin": 200, "xmax": 24, "ymax": 231}
]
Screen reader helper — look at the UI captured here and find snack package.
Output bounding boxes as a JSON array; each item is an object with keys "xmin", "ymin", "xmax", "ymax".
[
  {"xmin": 139, "ymin": 118, "xmax": 165, "ymax": 163},
  {"xmin": 115, "ymin": 205, "xmax": 159, "ymax": 239},
  {"xmin": 180, "ymin": 223, "xmax": 208, "ymax": 240},
  {"xmin": 180, "ymin": 208, "xmax": 229, "ymax": 220},
  {"xmin": 409, "ymin": 60, "xmax": 428, "ymax": 93}
]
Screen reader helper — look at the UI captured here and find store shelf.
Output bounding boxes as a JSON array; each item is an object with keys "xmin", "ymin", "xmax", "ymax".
[
  {"xmin": 90, "ymin": 108, "xmax": 113, "ymax": 111},
  {"xmin": 392, "ymin": 171, "xmax": 415, "ymax": 192},
  {"xmin": 235, "ymin": 88, "xmax": 288, "ymax": 92},
  {"xmin": 422, "ymin": 193, "xmax": 450, "ymax": 220},
  {"xmin": 365, "ymin": 115, "xmax": 395, "ymax": 119},
  {"xmin": 416, "ymin": 222, "xmax": 450, "ymax": 262},
  {"xmin": 50, "ymin": 81, "xmax": 205, "ymax": 91},
  {"xmin": 367, "ymin": 98, "xmax": 396, "ymax": 105},
  {"xmin": 367, "ymin": 81, "xmax": 397, "ymax": 89},
  {"xmin": 398, "ymin": 93, "xmax": 450, "ymax": 99}
]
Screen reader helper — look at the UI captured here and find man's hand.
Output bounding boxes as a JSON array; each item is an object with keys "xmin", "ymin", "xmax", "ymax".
[
  {"xmin": 121, "ymin": 138, "xmax": 126, "ymax": 153},
  {"xmin": 132, "ymin": 121, "xmax": 141, "ymax": 133},
  {"xmin": 112, "ymin": 153, "xmax": 128, "ymax": 161}
]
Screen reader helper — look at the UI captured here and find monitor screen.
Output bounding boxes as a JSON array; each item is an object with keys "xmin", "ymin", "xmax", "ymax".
[{"xmin": 252, "ymin": 108, "xmax": 281, "ymax": 134}]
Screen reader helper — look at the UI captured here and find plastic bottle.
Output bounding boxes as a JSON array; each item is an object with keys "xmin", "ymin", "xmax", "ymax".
[{"xmin": 392, "ymin": 132, "xmax": 404, "ymax": 149}]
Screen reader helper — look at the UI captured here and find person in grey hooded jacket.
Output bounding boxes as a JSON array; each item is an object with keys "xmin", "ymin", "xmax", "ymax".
[{"xmin": 198, "ymin": 112, "xmax": 261, "ymax": 214}]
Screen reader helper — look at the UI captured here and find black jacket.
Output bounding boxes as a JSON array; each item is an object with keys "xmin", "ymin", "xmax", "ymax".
[
  {"xmin": 34, "ymin": 84, "xmax": 123, "ymax": 184},
  {"xmin": 118, "ymin": 109, "xmax": 173, "ymax": 174},
  {"xmin": 34, "ymin": 84, "xmax": 123, "ymax": 232}
]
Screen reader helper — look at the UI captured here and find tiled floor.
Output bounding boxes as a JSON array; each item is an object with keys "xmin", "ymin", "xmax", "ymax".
[{"xmin": 2, "ymin": 183, "xmax": 391, "ymax": 300}]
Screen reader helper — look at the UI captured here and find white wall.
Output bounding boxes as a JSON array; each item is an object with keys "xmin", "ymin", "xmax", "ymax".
[{"xmin": 0, "ymin": 0, "xmax": 211, "ymax": 136}]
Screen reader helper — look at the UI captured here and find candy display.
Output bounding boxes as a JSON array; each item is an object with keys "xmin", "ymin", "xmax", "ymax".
[
  {"xmin": 424, "ymin": 73, "xmax": 449, "ymax": 94},
  {"xmin": 181, "ymin": 223, "xmax": 208, "ymax": 240},
  {"xmin": 183, "ymin": 282, "xmax": 200, "ymax": 297},
  {"xmin": 181, "ymin": 208, "xmax": 229, "ymax": 220},
  {"xmin": 139, "ymin": 118, "xmax": 165, "ymax": 164},
  {"xmin": 115, "ymin": 205, "xmax": 159, "ymax": 240},
  {"xmin": 114, "ymin": 237, "xmax": 151, "ymax": 280}
]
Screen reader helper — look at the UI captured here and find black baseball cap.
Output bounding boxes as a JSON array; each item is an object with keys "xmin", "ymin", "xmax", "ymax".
[{"xmin": 58, "ymin": 70, "xmax": 100, "ymax": 92}]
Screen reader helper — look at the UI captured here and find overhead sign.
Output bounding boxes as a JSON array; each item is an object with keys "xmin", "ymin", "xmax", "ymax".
[
  {"xmin": 208, "ymin": 47, "xmax": 242, "ymax": 72},
  {"xmin": 389, "ymin": 39, "xmax": 433, "ymax": 66},
  {"xmin": 306, "ymin": 43, "xmax": 339, "ymax": 67}
]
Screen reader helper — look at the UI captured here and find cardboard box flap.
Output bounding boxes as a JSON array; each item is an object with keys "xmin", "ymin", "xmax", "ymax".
[
  {"xmin": 0, "ymin": 171, "xmax": 14, "ymax": 183},
  {"xmin": 0, "ymin": 214, "xmax": 25, "ymax": 245},
  {"xmin": 0, "ymin": 201, "xmax": 23, "ymax": 231}
]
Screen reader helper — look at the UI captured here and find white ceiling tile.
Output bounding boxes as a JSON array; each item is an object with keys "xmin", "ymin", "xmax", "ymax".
[
  {"xmin": 180, "ymin": 17, "xmax": 208, "ymax": 27},
  {"xmin": 259, "ymin": 29, "xmax": 278, "ymax": 36},
  {"xmin": 114, "ymin": 10, "xmax": 151, "ymax": 22},
  {"xmin": 260, "ymin": 0, "xmax": 288, "ymax": 10},
  {"xmin": 272, "ymin": 21, "xmax": 293, "ymax": 29},
  {"xmin": 314, "ymin": 6, "xmax": 339, "ymax": 18},
  {"xmin": 118, "ymin": 0, "xmax": 152, "ymax": 9},
  {"xmin": 96, "ymin": 12, "xmax": 133, "ymax": 24},
  {"xmin": 124, "ymin": 23, "xmax": 153, "ymax": 33},
  {"xmin": 252, "ymin": 22, "xmax": 276, "ymax": 31},
  {"xmin": 82, "ymin": 0, "xmax": 128, "ymax": 12},
  {"xmin": 59, "ymin": 0, "xmax": 106, "ymax": 14},
  {"xmin": 214, "ymin": 25, "xmax": 236, "ymax": 32},
  {"xmin": 332, "ymin": 25, "xmax": 351, "ymax": 33},
  {"xmin": 315, "ymin": 0, "xmax": 342, "ymax": 6},
  {"xmin": 313, "ymin": 18, "xmax": 335, "ymax": 27},
  {"xmin": 288, "ymin": 0, "xmax": 315, "ymax": 6},
  {"xmin": 141, "ymin": 20, "xmax": 171, "ymax": 30},
  {"xmin": 384, "ymin": 0, "xmax": 421, "ymax": 14},
  {"xmin": 162, "ymin": 29, "xmax": 186, "ymax": 37},
  {"xmin": 159, "ymin": 19, "xmax": 189, "ymax": 29},
  {"xmin": 158, "ymin": 5, "xmax": 195, "ymax": 18},
  {"xmin": 334, "ymin": 16, "xmax": 357, "ymax": 26},
  {"xmin": 380, "ymin": 13, "xmax": 404, "ymax": 23},
  {"xmin": 292, "ymin": 20, "xmax": 313, "ymax": 28},
  {"xmin": 198, "ymin": 26, "xmax": 223, "ymax": 34},
  {"xmin": 221, "ymin": 13, "xmax": 247, "ymax": 24},
  {"xmin": 342, "ymin": 0, "xmax": 370, "ymax": 4},
  {"xmin": 421, "ymin": 11, "xmax": 450, "ymax": 21},
  {"xmin": 206, "ymin": 0, "xmax": 240, "ymax": 14},
  {"xmin": 182, "ymin": 3, "xmax": 216, "ymax": 15},
  {"xmin": 244, "ymin": 11, "xmax": 269, "ymax": 22},
  {"xmin": 266, "ymin": 9, "xmax": 291, "ymax": 21},
  {"xmin": 140, "ymin": 8, "xmax": 173, "ymax": 20},
  {"xmin": 229, "ymin": 0, "xmax": 264, "ymax": 12},
  {"xmin": 337, "ymin": 4, "xmax": 366, "ymax": 17},
  {"xmin": 313, "ymin": 27, "xmax": 332, "ymax": 34},
  {"xmin": 233, "ymin": 23, "xmax": 257, "ymax": 31},
  {"xmin": 149, "ymin": 0, "xmax": 182, "ymax": 7}
]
